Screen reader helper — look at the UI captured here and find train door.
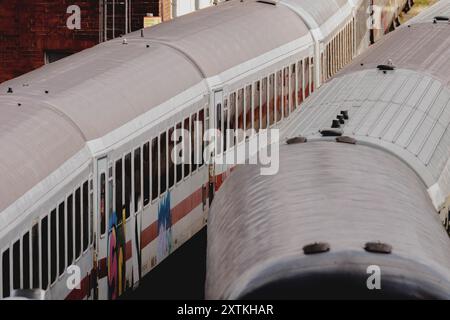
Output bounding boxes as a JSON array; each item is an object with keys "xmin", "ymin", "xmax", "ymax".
[
  {"xmin": 95, "ymin": 156, "xmax": 108, "ymax": 300},
  {"xmin": 209, "ymin": 90, "xmax": 223, "ymax": 205}
]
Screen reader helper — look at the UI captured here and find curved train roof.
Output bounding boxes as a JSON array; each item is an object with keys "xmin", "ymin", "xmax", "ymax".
[
  {"xmin": 0, "ymin": 1, "xmax": 354, "ymax": 217},
  {"xmin": 206, "ymin": 142, "xmax": 450, "ymax": 299},
  {"xmin": 282, "ymin": 12, "xmax": 450, "ymax": 210}
]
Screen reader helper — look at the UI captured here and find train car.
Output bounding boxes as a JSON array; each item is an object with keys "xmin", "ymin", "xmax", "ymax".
[
  {"xmin": 0, "ymin": 0, "xmax": 404, "ymax": 300},
  {"xmin": 206, "ymin": 0, "xmax": 450, "ymax": 299}
]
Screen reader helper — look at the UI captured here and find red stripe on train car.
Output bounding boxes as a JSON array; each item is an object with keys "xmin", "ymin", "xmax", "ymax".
[{"xmin": 65, "ymin": 274, "xmax": 90, "ymax": 300}]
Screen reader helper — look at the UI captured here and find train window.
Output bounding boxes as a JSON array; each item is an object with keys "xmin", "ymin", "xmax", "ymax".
[
  {"xmin": 254, "ymin": 82, "xmax": 260, "ymax": 131},
  {"xmin": 269, "ymin": 75, "xmax": 275, "ymax": 126},
  {"xmin": 13, "ymin": 240, "xmax": 20, "ymax": 290},
  {"xmin": 183, "ymin": 118, "xmax": 190, "ymax": 178},
  {"xmin": 22, "ymin": 233, "xmax": 30, "ymax": 289},
  {"xmin": 124, "ymin": 154, "xmax": 132, "ymax": 218},
  {"xmin": 327, "ymin": 44, "xmax": 331, "ymax": 78},
  {"xmin": 115, "ymin": 159, "xmax": 123, "ymax": 219},
  {"xmin": 32, "ymin": 224, "xmax": 39, "ymax": 289},
  {"xmin": 290, "ymin": 64, "xmax": 296, "ymax": 112},
  {"xmin": 238, "ymin": 88, "xmax": 245, "ymax": 135},
  {"xmin": 67, "ymin": 195, "xmax": 74, "ymax": 265},
  {"xmin": 199, "ymin": 109, "xmax": 205, "ymax": 167},
  {"xmin": 276, "ymin": 70, "xmax": 282, "ymax": 122},
  {"xmin": 298, "ymin": 60, "xmax": 303, "ymax": 104},
  {"xmin": 245, "ymin": 85, "xmax": 252, "ymax": 131},
  {"xmin": 90, "ymin": 181, "xmax": 94, "ymax": 246},
  {"xmin": 50, "ymin": 209, "xmax": 57, "ymax": 283},
  {"xmin": 58, "ymin": 202, "xmax": 65, "ymax": 276},
  {"xmin": 223, "ymin": 99, "xmax": 228, "ymax": 152},
  {"xmin": 160, "ymin": 132, "xmax": 167, "ymax": 194},
  {"xmin": 311, "ymin": 58, "xmax": 315, "ymax": 93},
  {"xmin": 261, "ymin": 78, "xmax": 268, "ymax": 129},
  {"xmin": 168, "ymin": 128, "xmax": 175, "ymax": 187},
  {"xmin": 151, "ymin": 137, "xmax": 159, "ymax": 200},
  {"xmin": 143, "ymin": 142, "xmax": 150, "ymax": 205},
  {"xmin": 175, "ymin": 123, "xmax": 183, "ymax": 181},
  {"xmin": 83, "ymin": 181, "xmax": 89, "ymax": 250},
  {"xmin": 2, "ymin": 249, "xmax": 10, "ymax": 298},
  {"xmin": 41, "ymin": 216, "xmax": 49, "ymax": 289},
  {"xmin": 191, "ymin": 114, "xmax": 198, "ymax": 172},
  {"xmin": 305, "ymin": 58, "xmax": 310, "ymax": 99},
  {"xmin": 283, "ymin": 67, "xmax": 289, "ymax": 118},
  {"xmin": 100, "ymin": 173, "xmax": 106, "ymax": 235},
  {"xmin": 229, "ymin": 94, "xmax": 236, "ymax": 147},
  {"xmin": 134, "ymin": 148, "xmax": 142, "ymax": 211},
  {"xmin": 75, "ymin": 187, "xmax": 81, "ymax": 258},
  {"xmin": 108, "ymin": 174, "xmax": 113, "ymax": 230}
]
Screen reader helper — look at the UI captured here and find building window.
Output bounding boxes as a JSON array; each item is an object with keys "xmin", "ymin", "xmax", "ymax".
[{"xmin": 44, "ymin": 51, "xmax": 72, "ymax": 64}]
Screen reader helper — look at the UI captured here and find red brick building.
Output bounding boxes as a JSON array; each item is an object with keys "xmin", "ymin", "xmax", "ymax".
[{"xmin": 0, "ymin": 0, "xmax": 172, "ymax": 83}]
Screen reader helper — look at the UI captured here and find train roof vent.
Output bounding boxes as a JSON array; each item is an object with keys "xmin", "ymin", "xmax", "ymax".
[
  {"xmin": 303, "ymin": 242, "xmax": 330, "ymax": 255},
  {"xmin": 377, "ymin": 64, "xmax": 395, "ymax": 71},
  {"xmin": 320, "ymin": 128, "xmax": 343, "ymax": 137},
  {"xmin": 433, "ymin": 16, "xmax": 449, "ymax": 23},
  {"xmin": 286, "ymin": 136, "xmax": 307, "ymax": 145},
  {"xmin": 336, "ymin": 136, "xmax": 357, "ymax": 145},
  {"xmin": 7, "ymin": 87, "xmax": 13, "ymax": 93},
  {"xmin": 364, "ymin": 242, "xmax": 392, "ymax": 254},
  {"xmin": 257, "ymin": 0, "xmax": 278, "ymax": 5}
]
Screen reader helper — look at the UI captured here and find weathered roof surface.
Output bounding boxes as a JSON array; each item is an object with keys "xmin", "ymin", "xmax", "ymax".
[
  {"xmin": 206, "ymin": 142, "xmax": 450, "ymax": 299},
  {"xmin": 282, "ymin": 21, "xmax": 450, "ymax": 209}
]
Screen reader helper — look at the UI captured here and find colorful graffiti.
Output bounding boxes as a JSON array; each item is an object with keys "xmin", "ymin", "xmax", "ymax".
[
  {"xmin": 157, "ymin": 192, "xmax": 172, "ymax": 263},
  {"xmin": 107, "ymin": 207, "xmax": 127, "ymax": 300}
]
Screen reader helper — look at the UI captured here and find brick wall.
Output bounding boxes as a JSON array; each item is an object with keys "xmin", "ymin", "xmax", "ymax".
[{"xmin": 0, "ymin": 0, "xmax": 171, "ymax": 83}]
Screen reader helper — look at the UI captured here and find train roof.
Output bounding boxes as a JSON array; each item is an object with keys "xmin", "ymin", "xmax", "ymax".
[
  {"xmin": 0, "ymin": 0, "xmax": 355, "ymax": 217},
  {"xmin": 282, "ymin": 18, "xmax": 450, "ymax": 210},
  {"xmin": 206, "ymin": 142, "xmax": 450, "ymax": 299}
]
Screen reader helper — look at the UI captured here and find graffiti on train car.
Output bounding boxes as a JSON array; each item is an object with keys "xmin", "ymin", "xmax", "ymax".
[
  {"xmin": 157, "ymin": 192, "xmax": 172, "ymax": 263},
  {"xmin": 107, "ymin": 208, "xmax": 127, "ymax": 300}
]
